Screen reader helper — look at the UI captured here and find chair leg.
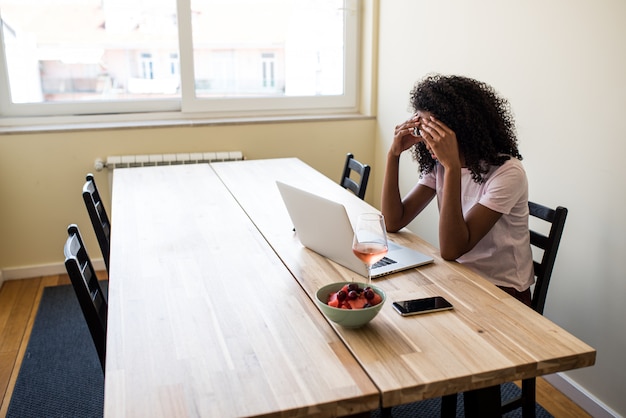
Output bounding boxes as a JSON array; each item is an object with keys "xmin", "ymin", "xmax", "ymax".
[
  {"xmin": 464, "ymin": 386, "xmax": 501, "ymax": 418},
  {"xmin": 441, "ymin": 394, "xmax": 457, "ymax": 418},
  {"xmin": 521, "ymin": 378, "xmax": 536, "ymax": 418}
]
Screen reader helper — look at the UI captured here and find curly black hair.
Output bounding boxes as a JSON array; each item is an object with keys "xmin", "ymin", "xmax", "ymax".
[{"xmin": 409, "ymin": 74, "xmax": 522, "ymax": 183}]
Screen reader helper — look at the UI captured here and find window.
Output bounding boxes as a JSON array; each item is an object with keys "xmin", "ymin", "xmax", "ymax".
[
  {"xmin": 261, "ymin": 53, "xmax": 276, "ymax": 89},
  {"xmin": 0, "ymin": 0, "xmax": 358, "ymax": 121}
]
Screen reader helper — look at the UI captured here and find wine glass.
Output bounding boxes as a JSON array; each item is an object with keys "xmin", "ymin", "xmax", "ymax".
[{"xmin": 352, "ymin": 213, "xmax": 389, "ymax": 285}]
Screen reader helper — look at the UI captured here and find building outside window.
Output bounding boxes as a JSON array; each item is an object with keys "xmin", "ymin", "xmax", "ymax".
[{"xmin": 0, "ymin": 0, "xmax": 358, "ymax": 121}]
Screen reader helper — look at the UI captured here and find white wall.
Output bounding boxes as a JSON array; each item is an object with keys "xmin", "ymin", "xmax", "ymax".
[{"xmin": 374, "ymin": 0, "xmax": 626, "ymax": 416}]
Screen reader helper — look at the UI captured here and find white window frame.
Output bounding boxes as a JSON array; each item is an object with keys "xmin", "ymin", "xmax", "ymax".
[
  {"xmin": 261, "ymin": 53, "xmax": 276, "ymax": 89},
  {"xmin": 0, "ymin": 0, "xmax": 359, "ymax": 125}
]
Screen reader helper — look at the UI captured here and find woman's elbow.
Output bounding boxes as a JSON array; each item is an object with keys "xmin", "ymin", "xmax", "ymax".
[
  {"xmin": 384, "ymin": 220, "xmax": 404, "ymax": 233},
  {"xmin": 440, "ymin": 251, "xmax": 458, "ymax": 261},
  {"xmin": 381, "ymin": 212, "xmax": 403, "ymax": 233},
  {"xmin": 439, "ymin": 246, "xmax": 465, "ymax": 261}
]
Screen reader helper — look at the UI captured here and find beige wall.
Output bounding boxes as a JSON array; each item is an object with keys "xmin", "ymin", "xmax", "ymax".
[
  {"xmin": 0, "ymin": 118, "xmax": 376, "ymax": 276},
  {"xmin": 374, "ymin": 0, "xmax": 625, "ymax": 416}
]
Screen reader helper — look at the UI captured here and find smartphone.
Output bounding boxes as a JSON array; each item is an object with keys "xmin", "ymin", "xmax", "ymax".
[{"xmin": 392, "ymin": 296, "xmax": 453, "ymax": 316}]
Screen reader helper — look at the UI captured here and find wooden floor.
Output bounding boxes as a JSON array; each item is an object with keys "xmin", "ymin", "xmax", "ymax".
[{"xmin": 0, "ymin": 274, "xmax": 591, "ymax": 418}]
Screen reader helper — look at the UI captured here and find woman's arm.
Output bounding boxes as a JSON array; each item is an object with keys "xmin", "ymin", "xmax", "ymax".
[
  {"xmin": 420, "ymin": 117, "xmax": 502, "ymax": 260},
  {"xmin": 381, "ymin": 116, "xmax": 436, "ymax": 232},
  {"xmin": 438, "ymin": 165, "xmax": 502, "ymax": 260}
]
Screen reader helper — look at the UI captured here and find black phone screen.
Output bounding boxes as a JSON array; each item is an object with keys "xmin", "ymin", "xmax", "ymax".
[{"xmin": 392, "ymin": 296, "xmax": 453, "ymax": 316}]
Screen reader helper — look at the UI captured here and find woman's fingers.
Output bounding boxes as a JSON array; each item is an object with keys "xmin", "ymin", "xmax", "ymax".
[
  {"xmin": 395, "ymin": 116, "xmax": 424, "ymax": 142},
  {"xmin": 423, "ymin": 116, "xmax": 454, "ymax": 138},
  {"xmin": 390, "ymin": 117, "xmax": 424, "ymax": 156},
  {"xmin": 420, "ymin": 119, "xmax": 442, "ymax": 139},
  {"xmin": 419, "ymin": 117, "xmax": 462, "ymax": 167}
]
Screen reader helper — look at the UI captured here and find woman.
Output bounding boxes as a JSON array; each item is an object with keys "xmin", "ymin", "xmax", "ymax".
[{"xmin": 381, "ymin": 74, "xmax": 533, "ymax": 305}]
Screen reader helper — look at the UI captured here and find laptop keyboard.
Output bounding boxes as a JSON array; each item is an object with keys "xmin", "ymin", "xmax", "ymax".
[{"xmin": 372, "ymin": 256, "xmax": 397, "ymax": 269}]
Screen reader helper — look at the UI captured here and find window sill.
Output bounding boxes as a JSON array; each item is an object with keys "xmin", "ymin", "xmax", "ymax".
[{"xmin": 0, "ymin": 112, "xmax": 374, "ymax": 135}]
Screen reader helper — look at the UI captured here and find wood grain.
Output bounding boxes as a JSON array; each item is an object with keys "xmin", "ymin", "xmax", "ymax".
[
  {"xmin": 211, "ymin": 158, "xmax": 596, "ymax": 410},
  {"xmin": 106, "ymin": 164, "xmax": 379, "ymax": 417},
  {"xmin": 0, "ymin": 274, "xmax": 592, "ymax": 418}
]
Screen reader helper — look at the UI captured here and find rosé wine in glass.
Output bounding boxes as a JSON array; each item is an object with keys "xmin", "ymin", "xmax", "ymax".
[
  {"xmin": 352, "ymin": 213, "xmax": 388, "ymax": 285},
  {"xmin": 352, "ymin": 242, "xmax": 388, "ymax": 266}
]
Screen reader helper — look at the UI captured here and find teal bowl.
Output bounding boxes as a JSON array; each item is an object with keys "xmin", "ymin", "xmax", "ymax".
[{"xmin": 315, "ymin": 282, "xmax": 386, "ymax": 328}]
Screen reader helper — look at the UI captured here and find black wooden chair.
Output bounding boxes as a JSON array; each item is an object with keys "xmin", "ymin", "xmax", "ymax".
[
  {"xmin": 500, "ymin": 201, "xmax": 568, "ymax": 417},
  {"xmin": 64, "ymin": 224, "xmax": 108, "ymax": 373},
  {"xmin": 440, "ymin": 201, "xmax": 568, "ymax": 418},
  {"xmin": 83, "ymin": 173, "xmax": 111, "ymax": 273},
  {"xmin": 340, "ymin": 153, "xmax": 370, "ymax": 200}
]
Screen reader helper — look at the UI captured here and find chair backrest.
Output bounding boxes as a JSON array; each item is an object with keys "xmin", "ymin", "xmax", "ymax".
[
  {"xmin": 340, "ymin": 153, "xmax": 371, "ymax": 200},
  {"xmin": 528, "ymin": 201, "xmax": 568, "ymax": 315},
  {"xmin": 83, "ymin": 173, "xmax": 111, "ymax": 273},
  {"xmin": 64, "ymin": 224, "xmax": 108, "ymax": 373}
]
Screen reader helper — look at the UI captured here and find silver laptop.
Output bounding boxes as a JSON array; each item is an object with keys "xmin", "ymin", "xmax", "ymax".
[{"xmin": 276, "ymin": 181, "xmax": 433, "ymax": 279}]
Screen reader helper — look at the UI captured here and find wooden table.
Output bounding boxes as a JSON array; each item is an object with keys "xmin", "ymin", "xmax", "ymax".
[
  {"xmin": 105, "ymin": 164, "xmax": 379, "ymax": 417},
  {"xmin": 211, "ymin": 158, "xmax": 596, "ymax": 410},
  {"xmin": 106, "ymin": 158, "xmax": 596, "ymax": 417}
]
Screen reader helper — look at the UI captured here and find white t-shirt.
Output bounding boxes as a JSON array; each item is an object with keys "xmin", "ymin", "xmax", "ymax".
[{"xmin": 418, "ymin": 158, "xmax": 534, "ymax": 291}]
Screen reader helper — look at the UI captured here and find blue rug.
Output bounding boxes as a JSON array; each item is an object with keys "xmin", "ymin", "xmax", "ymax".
[
  {"xmin": 7, "ymin": 284, "xmax": 105, "ymax": 418},
  {"xmin": 8, "ymin": 283, "xmax": 552, "ymax": 417}
]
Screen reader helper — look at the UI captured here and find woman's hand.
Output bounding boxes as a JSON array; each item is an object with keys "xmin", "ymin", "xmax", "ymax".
[
  {"xmin": 390, "ymin": 115, "xmax": 423, "ymax": 157},
  {"xmin": 419, "ymin": 116, "xmax": 462, "ymax": 170}
]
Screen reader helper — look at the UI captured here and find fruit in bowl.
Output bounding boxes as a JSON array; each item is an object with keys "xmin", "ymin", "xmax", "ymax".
[
  {"xmin": 315, "ymin": 282, "xmax": 386, "ymax": 328},
  {"xmin": 327, "ymin": 283, "xmax": 383, "ymax": 309}
]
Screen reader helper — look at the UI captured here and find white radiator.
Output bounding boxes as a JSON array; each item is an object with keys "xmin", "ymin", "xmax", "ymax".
[{"xmin": 94, "ymin": 151, "xmax": 244, "ymax": 171}]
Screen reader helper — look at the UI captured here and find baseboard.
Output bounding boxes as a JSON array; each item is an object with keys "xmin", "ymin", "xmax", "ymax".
[
  {"xmin": 1, "ymin": 259, "xmax": 106, "ymax": 281},
  {"xmin": 544, "ymin": 373, "xmax": 620, "ymax": 418}
]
